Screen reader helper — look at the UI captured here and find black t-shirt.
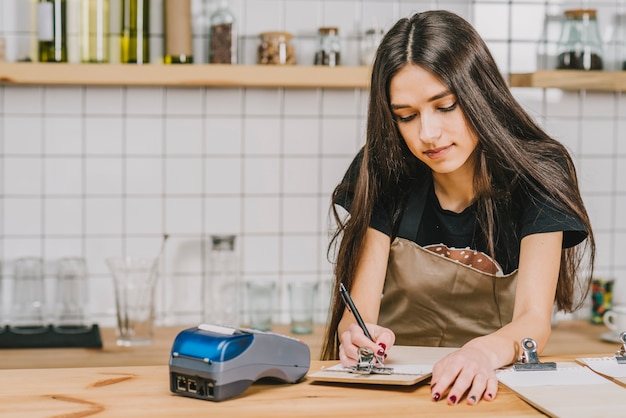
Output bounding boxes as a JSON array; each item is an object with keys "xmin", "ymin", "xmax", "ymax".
[
  {"xmin": 337, "ymin": 154, "xmax": 588, "ymax": 275},
  {"xmin": 368, "ymin": 182, "xmax": 587, "ymax": 274}
]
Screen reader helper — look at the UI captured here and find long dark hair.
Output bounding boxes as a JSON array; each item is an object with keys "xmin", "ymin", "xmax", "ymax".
[{"xmin": 320, "ymin": 10, "xmax": 595, "ymax": 360}]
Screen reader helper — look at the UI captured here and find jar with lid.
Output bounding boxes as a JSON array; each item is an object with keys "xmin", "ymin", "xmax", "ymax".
[
  {"xmin": 257, "ymin": 31, "xmax": 296, "ymax": 65},
  {"xmin": 556, "ymin": 9, "xmax": 603, "ymax": 70},
  {"xmin": 209, "ymin": 0, "xmax": 237, "ymax": 64},
  {"xmin": 361, "ymin": 27, "xmax": 384, "ymax": 66},
  {"xmin": 314, "ymin": 27, "xmax": 340, "ymax": 66}
]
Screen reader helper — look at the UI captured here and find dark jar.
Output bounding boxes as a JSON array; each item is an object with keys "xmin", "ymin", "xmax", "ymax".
[
  {"xmin": 314, "ymin": 27, "xmax": 340, "ymax": 66},
  {"xmin": 208, "ymin": 0, "xmax": 236, "ymax": 64},
  {"xmin": 556, "ymin": 9, "xmax": 603, "ymax": 70}
]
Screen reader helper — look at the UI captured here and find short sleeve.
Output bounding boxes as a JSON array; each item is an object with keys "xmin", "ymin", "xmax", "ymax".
[
  {"xmin": 333, "ymin": 149, "xmax": 394, "ymax": 237},
  {"xmin": 520, "ymin": 193, "xmax": 588, "ymax": 249}
]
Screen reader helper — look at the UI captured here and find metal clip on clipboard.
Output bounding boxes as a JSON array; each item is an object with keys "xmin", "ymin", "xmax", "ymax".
[
  {"xmin": 513, "ymin": 338, "xmax": 557, "ymax": 371},
  {"xmin": 614, "ymin": 331, "xmax": 626, "ymax": 364},
  {"xmin": 349, "ymin": 347, "xmax": 394, "ymax": 375}
]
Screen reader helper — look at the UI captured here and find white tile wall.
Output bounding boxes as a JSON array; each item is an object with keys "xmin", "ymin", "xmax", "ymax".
[{"xmin": 1, "ymin": 0, "xmax": 626, "ymax": 328}]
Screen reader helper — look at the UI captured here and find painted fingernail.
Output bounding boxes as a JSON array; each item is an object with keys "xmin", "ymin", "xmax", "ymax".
[
  {"xmin": 487, "ymin": 393, "xmax": 493, "ymax": 400},
  {"xmin": 469, "ymin": 395, "xmax": 477, "ymax": 404},
  {"xmin": 383, "ymin": 353, "xmax": 387, "ymax": 359},
  {"xmin": 376, "ymin": 348, "xmax": 385, "ymax": 356},
  {"xmin": 378, "ymin": 342, "xmax": 387, "ymax": 350},
  {"xmin": 432, "ymin": 392, "xmax": 440, "ymax": 401},
  {"xmin": 449, "ymin": 395, "xmax": 457, "ymax": 404}
]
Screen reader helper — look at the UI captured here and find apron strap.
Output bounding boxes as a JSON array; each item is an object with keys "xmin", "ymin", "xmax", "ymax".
[{"xmin": 396, "ymin": 181, "xmax": 430, "ymax": 240}]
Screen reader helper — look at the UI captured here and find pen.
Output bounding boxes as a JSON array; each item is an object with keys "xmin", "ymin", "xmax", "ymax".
[{"xmin": 339, "ymin": 282, "xmax": 373, "ymax": 341}]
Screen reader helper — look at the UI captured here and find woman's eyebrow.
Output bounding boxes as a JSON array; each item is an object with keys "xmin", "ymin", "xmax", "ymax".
[{"xmin": 390, "ymin": 90, "xmax": 454, "ymax": 110}]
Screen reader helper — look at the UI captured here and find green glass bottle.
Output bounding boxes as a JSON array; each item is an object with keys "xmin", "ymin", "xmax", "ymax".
[
  {"xmin": 121, "ymin": 0, "xmax": 149, "ymax": 64},
  {"xmin": 80, "ymin": 0, "xmax": 110, "ymax": 63},
  {"xmin": 38, "ymin": 0, "xmax": 67, "ymax": 62}
]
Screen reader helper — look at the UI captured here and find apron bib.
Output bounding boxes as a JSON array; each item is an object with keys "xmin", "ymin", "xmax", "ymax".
[{"xmin": 377, "ymin": 182, "xmax": 518, "ymax": 347}]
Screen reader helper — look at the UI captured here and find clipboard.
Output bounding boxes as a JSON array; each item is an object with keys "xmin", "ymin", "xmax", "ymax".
[
  {"xmin": 577, "ymin": 332, "xmax": 626, "ymax": 388},
  {"xmin": 308, "ymin": 346, "xmax": 457, "ymax": 386},
  {"xmin": 497, "ymin": 361, "xmax": 626, "ymax": 417},
  {"xmin": 577, "ymin": 356, "xmax": 626, "ymax": 388}
]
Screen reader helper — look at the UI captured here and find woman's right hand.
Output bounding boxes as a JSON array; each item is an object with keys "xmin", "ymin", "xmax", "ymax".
[{"xmin": 338, "ymin": 322, "xmax": 395, "ymax": 367}]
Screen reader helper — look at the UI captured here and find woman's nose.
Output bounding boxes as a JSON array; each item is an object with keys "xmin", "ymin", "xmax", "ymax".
[{"xmin": 419, "ymin": 115, "xmax": 441, "ymax": 143}]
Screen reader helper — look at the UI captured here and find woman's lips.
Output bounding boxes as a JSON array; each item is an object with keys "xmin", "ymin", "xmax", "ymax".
[{"xmin": 424, "ymin": 145, "xmax": 452, "ymax": 159}]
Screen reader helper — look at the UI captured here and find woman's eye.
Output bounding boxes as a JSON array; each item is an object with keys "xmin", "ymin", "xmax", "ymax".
[
  {"xmin": 439, "ymin": 102, "xmax": 458, "ymax": 112},
  {"xmin": 396, "ymin": 114, "xmax": 415, "ymax": 123}
]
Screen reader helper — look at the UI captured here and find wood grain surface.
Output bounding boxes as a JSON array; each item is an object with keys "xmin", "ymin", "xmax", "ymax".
[
  {"xmin": 0, "ymin": 362, "xmax": 544, "ymax": 418},
  {"xmin": 0, "ymin": 321, "xmax": 620, "ymax": 417}
]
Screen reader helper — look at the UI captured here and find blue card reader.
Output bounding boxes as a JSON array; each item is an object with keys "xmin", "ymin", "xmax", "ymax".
[{"xmin": 169, "ymin": 324, "xmax": 311, "ymax": 401}]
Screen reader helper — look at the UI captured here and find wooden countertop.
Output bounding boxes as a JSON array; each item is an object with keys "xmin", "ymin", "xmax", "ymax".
[
  {"xmin": 0, "ymin": 321, "xmax": 621, "ymax": 417},
  {"xmin": 0, "ymin": 361, "xmax": 548, "ymax": 418},
  {"xmin": 0, "ymin": 320, "xmax": 618, "ymax": 370}
]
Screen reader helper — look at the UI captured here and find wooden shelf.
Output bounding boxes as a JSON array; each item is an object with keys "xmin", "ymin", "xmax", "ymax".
[
  {"xmin": 2, "ymin": 64, "xmax": 621, "ymax": 92},
  {"xmin": 0, "ymin": 62, "xmax": 371, "ymax": 88},
  {"xmin": 509, "ymin": 70, "xmax": 626, "ymax": 92}
]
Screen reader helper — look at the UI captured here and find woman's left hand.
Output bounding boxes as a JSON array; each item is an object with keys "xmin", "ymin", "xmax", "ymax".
[{"xmin": 429, "ymin": 345, "xmax": 499, "ymax": 405}]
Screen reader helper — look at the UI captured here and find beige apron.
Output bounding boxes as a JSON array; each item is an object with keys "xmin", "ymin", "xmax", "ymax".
[{"xmin": 377, "ymin": 183, "xmax": 518, "ymax": 347}]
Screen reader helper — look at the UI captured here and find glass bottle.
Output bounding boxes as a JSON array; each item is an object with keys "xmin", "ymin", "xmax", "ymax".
[
  {"xmin": 80, "ymin": 0, "xmax": 109, "ymax": 63},
  {"xmin": 314, "ymin": 27, "xmax": 340, "ymax": 66},
  {"xmin": 209, "ymin": 0, "xmax": 237, "ymax": 64},
  {"xmin": 556, "ymin": 9, "xmax": 603, "ymax": 70},
  {"xmin": 163, "ymin": 0, "xmax": 193, "ymax": 64},
  {"xmin": 121, "ymin": 0, "xmax": 149, "ymax": 64},
  {"xmin": 38, "ymin": 0, "xmax": 67, "ymax": 63},
  {"xmin": 204, "ymin": 235, "xmax": 240, "ymax": 326},
  {"xmin": 361, "ymin": 27, "xmax": 384, "ymax": 66},
  {"xmin": 536, "ymin": 13, "xmax": 563, "ymax": 70},
  {"xmin": 257, "ymin": 31, "xmax": 296, "ymax": 65},
  {"xmin": 618, "ymin": 14, "xmax": 626, "ymax": 71},
  {"xmin": 604, "ymin": 13, "xmax": 626, "ymax": 71}
]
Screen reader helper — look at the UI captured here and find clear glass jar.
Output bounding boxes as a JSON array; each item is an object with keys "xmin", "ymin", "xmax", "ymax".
[
  {"xmin": 361, "ymin": 27, "xmax": 384, "ymax": 66},
  {"xmin": 204, "ymin": 235, "xmax": 240, "ymax": 326},
  {"xmin": 556, "ymin": 9, "xmax": 603, "ymax": 70},
  {"xmin": 209, "ymin": 0, "xmax": 236, "ymax": 64},
  {"xmin": 314, "ymin": 27, "xmax": 340, "ymax": 66},
  {"xmin": 257, "ymin": 31, "xmax": 296, "ymax": 65}
]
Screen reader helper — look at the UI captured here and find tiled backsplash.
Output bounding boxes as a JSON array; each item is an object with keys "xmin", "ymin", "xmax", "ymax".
[{"xmin": 1, "ymin": 0, "xmax": 626, "ymax": 327}]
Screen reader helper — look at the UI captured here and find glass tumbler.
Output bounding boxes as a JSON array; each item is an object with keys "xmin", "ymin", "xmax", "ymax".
[
  {"xmin": 10, "ymin": 257, "xmax": 47, "ymax": 333},
  {"xmin": 54, "ymin": 257, "xmax": 90, "ymax": 333}
]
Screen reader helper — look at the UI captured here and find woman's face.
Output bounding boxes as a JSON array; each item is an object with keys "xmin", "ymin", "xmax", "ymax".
[{"xmin": 389, "ymin": 64, "xmax": 479, "ymax": 177}]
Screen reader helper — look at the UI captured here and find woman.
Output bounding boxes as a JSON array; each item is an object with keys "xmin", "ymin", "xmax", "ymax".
[{"xmin": 320, "ymin": 10, "xmax": 594, "ymax": 406}]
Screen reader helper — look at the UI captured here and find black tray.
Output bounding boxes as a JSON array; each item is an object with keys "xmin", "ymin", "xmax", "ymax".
[{"xmin": 0, "ymin": 324, "xmax": 103, "ymax": 349}]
